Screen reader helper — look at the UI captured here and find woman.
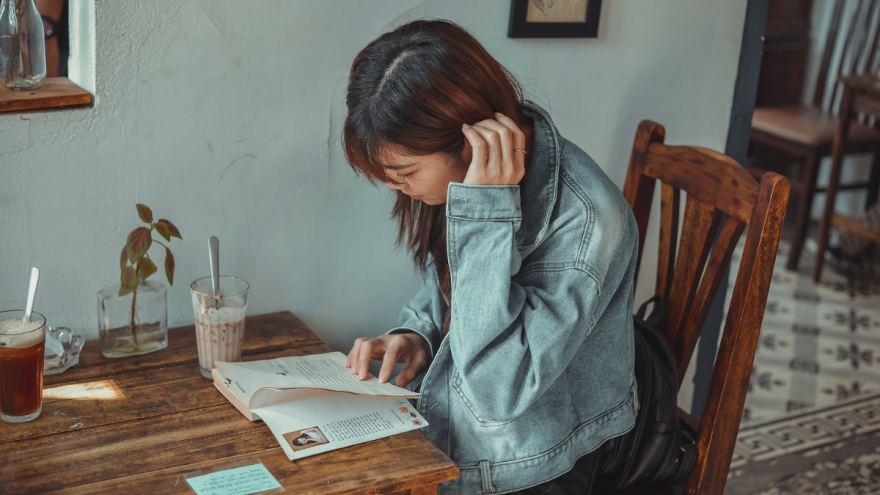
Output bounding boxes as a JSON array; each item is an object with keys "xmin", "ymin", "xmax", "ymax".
[
  {"xmin": 342, "ymin": 19, "xmax": 638, "ymax": 495},
  {"xmin": 290, "ymin": 427, "xmax": 329, "ymax": 448}
]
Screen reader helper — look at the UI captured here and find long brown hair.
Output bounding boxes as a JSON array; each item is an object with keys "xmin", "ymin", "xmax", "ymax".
[{"xmin": 342, "ymin": 19, "xmax": 526, "ymax": 333}]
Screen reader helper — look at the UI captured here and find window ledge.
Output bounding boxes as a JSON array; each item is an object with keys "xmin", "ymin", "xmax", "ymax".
[{"xmin": 0, "ymin": 77, "xmax": 92, "ymax": 113}]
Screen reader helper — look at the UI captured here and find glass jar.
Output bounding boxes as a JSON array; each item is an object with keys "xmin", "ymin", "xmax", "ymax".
[
  {"xmin": 97, "ymin": 280, "xmax": 168, "ymax": 358},
  {"xmin": 0, "ymin": 0, "xmax": 46, "ymax": 90}
]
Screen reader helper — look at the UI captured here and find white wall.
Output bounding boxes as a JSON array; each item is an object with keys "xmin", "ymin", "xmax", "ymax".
[{"xmin": 0, "ymin": 0, "xmax": 747, "ymax": 371}]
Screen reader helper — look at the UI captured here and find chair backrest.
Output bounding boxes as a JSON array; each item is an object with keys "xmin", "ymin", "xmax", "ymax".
[
  {"xmin": 814, "ymin": 0, "xmax": 880, "ymax": 112},
  {"xmin": 622, "ymin": 121, "xmax": 790, "ymax": 495}
]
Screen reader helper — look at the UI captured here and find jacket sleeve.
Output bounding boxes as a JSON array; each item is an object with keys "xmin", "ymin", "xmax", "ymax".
[
  {"xmin": 445, "ymin": 183, "xmax": 609, "ymax": 423},
  {"xmin": 385, "ymin": 265, "xmax": 443, "ymax": 361}
]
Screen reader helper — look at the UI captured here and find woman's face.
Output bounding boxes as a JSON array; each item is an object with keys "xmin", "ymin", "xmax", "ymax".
[{"xmin": 380, "ymin": 143, "xmax": 472, "ymax": 205}]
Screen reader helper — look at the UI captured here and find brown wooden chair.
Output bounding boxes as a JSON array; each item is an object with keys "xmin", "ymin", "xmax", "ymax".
[
  {"xmin": 814, "ymin": 74, "xmax": 880, "ymax": 281},
  {"xmin": 748, "ymin": 0, "xmax": 880, "ymax": 273},
  {"xmin": 607, "ymin": 121, "xmax": 790, "ymax": 495}
]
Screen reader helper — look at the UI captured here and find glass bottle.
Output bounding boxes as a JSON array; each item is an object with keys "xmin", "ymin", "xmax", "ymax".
[
  {"xmin": 97, "ymin": 276, "xmax": 169, "ymax": 358},
  {"xmin": 0, "ymin": 0, "xmax": 46, "ymax": 90}
]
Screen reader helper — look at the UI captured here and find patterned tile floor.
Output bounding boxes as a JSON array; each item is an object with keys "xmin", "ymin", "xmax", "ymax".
[
  {"xmin": 723, "ymin": 236, "xmax": 880, "ymax": 494},
  {"xmin": 730, "ymin": 242, "xmax": 880, "ymax": 428},
  {"xmin": 727, "ymin": 428, "xmax": 880, "ymax": 495}
]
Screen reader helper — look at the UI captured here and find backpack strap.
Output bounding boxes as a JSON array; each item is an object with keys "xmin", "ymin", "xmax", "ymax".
[{"xmin": 635, "ymin": 295, "xmax": 666, "ymax": 328}]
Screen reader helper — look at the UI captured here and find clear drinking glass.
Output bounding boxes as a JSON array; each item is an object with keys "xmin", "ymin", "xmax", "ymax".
[
  {"xmin": 0, "ymin": 0, "xmax": 46, "ymax": 90},
  {"xmin": 0, "ymin": 309, "xmax": 46, "ymax": 423},
  {"xmin": 190, "ymin": 276, "xmax": 249, "ymax": 379},
  {"xmin": 97, "ymin": 278, "xmax": 168, "ymax": 358}
]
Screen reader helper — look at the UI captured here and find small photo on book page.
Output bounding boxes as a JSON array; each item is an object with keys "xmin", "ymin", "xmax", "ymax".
[
  {"xmin": 284, "ymin": 426, "xmax": 330, "ymax": 452},
  {"xmin": 252, "ymin": 392, "xmax": 428, "ymax": 460}
]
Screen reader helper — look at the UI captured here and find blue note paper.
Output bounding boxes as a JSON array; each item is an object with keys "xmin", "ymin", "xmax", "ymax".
[{"xmin": 185, "ymin": 463, "xmax": 282, "ymax": 495}]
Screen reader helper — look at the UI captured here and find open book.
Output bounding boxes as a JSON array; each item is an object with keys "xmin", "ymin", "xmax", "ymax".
[{"xmin": 212, "ymin": 351, "xmax": 428, "ymax": 460}]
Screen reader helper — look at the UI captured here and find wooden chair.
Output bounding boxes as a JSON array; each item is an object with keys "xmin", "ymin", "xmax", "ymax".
[
  {"xmin": 614, "ymin": 121, "xmax": 790, "ymax": 495},
  {"xmin": 748, "ymin": 0, "xmax": 880, "ymax": 273},
  {"xmin": 814, "ymin": 74, "xmax": 880, "ymax": 281}
]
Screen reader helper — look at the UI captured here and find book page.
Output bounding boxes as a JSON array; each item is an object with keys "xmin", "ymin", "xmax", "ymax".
[
  {"xmin": 215, "ymin": 352, "xmax": 417, "ymax": 411},
  {"xmin": 251, "ymin": 392, "xmax": 427, "ymax": 461}
]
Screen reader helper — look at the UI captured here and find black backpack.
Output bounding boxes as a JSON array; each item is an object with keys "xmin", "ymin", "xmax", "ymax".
[{"xmin": 594, "ymin": 296, "xmax": 697, "ymax": 491}]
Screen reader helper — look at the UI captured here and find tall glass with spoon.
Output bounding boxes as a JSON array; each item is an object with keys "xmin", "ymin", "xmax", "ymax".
[{"xmin": 190, "ymin": 237, "xmax": 249, "ymax": 379}]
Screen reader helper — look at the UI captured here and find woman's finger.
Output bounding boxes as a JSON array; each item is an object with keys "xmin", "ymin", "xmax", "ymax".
[
  {"xmin": 346, "ymin": 337, "xmax": 364, "ymax": 371},
  {"xmin": 356, "ymin": 339, "xmax": 378, "ymax": 380},
  {"xmin": 494, "ymin": 113, "xmax": 527, "ymax": 176},
  {"xmin": 469, "ymin": 123, "xmax": 503, "ymax": 174},
  {"xmin": 396, "ymin": 348, "xmax": 429, "ymax": 388},
  {"xmin": 378, "ymin": 337, "xmax": 402, "ymax": 383},
  {"xmin": 475, "ymin": 118, "xmax": 515, "ymax": 181},
  {"xmin": 462, "ymin": 125, "xmax": 487, "ymax": 173},
  {"xmin": 493, "ymin": 113, "xmax": 526, "ymax": 147}
]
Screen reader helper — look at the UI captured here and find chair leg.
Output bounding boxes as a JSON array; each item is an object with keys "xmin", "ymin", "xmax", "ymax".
[
  {"xmin": 788, "ymin": 153, "xmax": 821, "ymax": 272},
  {"xmin": 815, "ymin": 153, "xmax": 846, "ymax": 282},
  {"xmin": 867, "ymin": 149, "xmax": 880, "ymax": 209}
]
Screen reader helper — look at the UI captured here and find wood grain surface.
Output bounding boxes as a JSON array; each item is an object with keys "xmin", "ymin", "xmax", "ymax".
[
  {"xmin": 0, "ymin": 311, "xmax": 457, "ymax": 494},
  {"xmin": 0, "ymin": 77, "xmax": 92, "ymax": 113}
]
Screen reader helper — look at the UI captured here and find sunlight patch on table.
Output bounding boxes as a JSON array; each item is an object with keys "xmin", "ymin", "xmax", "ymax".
[{"xmin": 43, "ymin": 380, "xmax": 125, "ymax": 400}]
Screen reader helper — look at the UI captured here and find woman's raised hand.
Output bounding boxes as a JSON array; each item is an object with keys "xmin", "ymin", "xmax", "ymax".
[
  {"xmin": 345, "ymin": 332, "xmax": 431, "ymax": 388},
  {"xmin": 461, "ymin": 112, "xmax": 527, "ymax": 186}
]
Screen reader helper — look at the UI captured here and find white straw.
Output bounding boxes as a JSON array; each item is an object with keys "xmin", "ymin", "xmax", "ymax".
[{"xmin": 22, "ymin": 267, "xmax": 39, "ymax": 322}]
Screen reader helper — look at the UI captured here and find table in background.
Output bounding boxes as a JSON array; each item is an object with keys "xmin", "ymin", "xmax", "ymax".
[{"xmin": 0, "ymin": 311, "xmax": 458, "ymax": 494}]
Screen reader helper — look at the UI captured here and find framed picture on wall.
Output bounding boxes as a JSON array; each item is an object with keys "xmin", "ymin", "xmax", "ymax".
[{"xmin": 508, "ymin": 0, "xmax": 602, "ymax": 38}]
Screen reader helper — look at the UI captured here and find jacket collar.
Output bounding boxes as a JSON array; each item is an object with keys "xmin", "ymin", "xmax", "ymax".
[{"xmin": 516, "ymin": 100, "xmax": 562, "ymax": 250}]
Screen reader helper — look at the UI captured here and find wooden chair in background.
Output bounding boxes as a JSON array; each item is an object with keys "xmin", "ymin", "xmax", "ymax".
[
  {"xmin": 815, "ymin": 73, "xmax": 880, "ymax": 281},
  {"xmin": 618, "ymin": 121, "xmax": 790, "ymax": 495},
  {"xmin": 748, "ymin": 0, "xmax": 880, "ymax": 273}
]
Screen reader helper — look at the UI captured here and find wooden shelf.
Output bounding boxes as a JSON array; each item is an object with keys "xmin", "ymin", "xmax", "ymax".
[{"xmin": 0, "ymin": 77, "xmax": 92, "ymax": 113}]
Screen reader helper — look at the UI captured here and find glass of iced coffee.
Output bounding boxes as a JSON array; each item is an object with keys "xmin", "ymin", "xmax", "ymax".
[
  {"xmin": 0, "ymin": 310, "xmax": 47, "ymax": 423},
  {"xmin": 190, "ymin": 276, "xmax": 249, "ymax": 379}
]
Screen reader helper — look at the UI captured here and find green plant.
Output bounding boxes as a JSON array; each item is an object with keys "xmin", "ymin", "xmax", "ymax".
[{"xmin": 119, "ymin": 204, "xmax": 182, "ymax": 342}]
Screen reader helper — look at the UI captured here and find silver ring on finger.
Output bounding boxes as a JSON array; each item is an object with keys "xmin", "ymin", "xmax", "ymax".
[{"xmin": 514, "ymin": 149, "xmax": 527, "ymax": 154}]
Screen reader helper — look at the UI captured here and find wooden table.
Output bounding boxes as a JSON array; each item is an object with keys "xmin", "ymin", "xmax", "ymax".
[
  {"xmin": 0, "ymin": 312, "xmax": 458, "ymax": 494},
  {"xmin": 814, "ymin": 73, "xmax": 880, "ymax": 281}
]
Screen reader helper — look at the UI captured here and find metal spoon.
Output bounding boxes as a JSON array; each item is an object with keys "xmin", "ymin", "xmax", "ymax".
[
  {"xmin": 209, "ymin": 236, "xmax": 220, "ymax": 301},
  {"xmin": 22, "ymin": 267, "xmax": 39, "ymax": 323}
]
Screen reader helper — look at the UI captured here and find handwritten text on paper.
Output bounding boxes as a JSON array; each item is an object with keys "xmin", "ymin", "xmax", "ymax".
[{"xmin": 185, "ymin": 463, "xmax": 282, "ymax": 495}]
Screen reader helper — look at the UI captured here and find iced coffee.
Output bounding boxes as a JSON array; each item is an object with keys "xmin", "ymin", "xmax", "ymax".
[
  {"xmin": 0, "ymin": 310, "xmax": 46, "ymax": 423},
  {"xmin": 190, "ymin": 276, "xmax": 249, "ymax": 379}
]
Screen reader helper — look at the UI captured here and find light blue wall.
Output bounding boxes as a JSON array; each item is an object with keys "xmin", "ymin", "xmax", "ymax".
[{"xmin": 0, "ymin": 0, "xmax": 747, "ymax": 364}]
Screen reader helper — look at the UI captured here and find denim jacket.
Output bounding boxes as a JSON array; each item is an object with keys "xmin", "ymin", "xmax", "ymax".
[{"xmin": 387, "ymin": 101, "xmax": 638, "ymax": 495}]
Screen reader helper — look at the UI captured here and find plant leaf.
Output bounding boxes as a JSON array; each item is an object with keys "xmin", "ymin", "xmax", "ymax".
[
  {"xmin": 157, "ymin": 219, "xmax": 181, "ymax": 239},
  {"xmin": 138, "ymin": 257, "xmax": 158, "ymax": 281},
  {"xmin": 120, "ymin": 245, "xmax": 129, "ymax": 270},
  {"xmin": 164, "ymin": 247, "xmax": 175, "ymax": 285},
  {"xmin": 120, "ymin": 265, "xmax": 137, "ymax": 289},
  {"xmin": 118, "ymin": 285, "xmax": 135, "ymax": 297},
  {"xmin": 154, "ymin": 221, "xmax": 171, "ymax": 242},
  {"xmin": 127, "ymin": 227, "xmax": 152, "ymax": 264},
  {"xmin": 136, "ymin": 204, "xmax": 153, "ymax": 223}
]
